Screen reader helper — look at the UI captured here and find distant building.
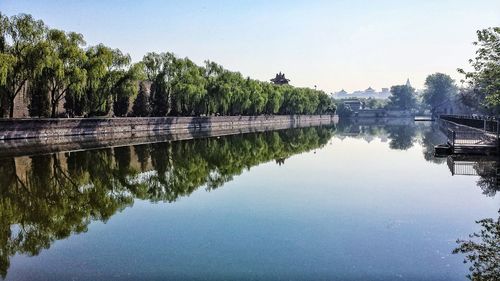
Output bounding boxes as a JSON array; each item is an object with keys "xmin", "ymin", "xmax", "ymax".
[
  {"xmin": 337, "ymin": 89, "xmax": 348, "ymax": 96},
  {"xmin": 406, "ymin": 78, "xmax": 412, "ymax": 88},
  {"xmin": 333, "ymin": 87, "xmax": 390, "ymax": 99},
  {"xmin": 270, "ymin": 72, "xmax": 290, "ymax": 85},
  {"xmin": 365, "ymin": 87, "xmax": 376, "ymax": 95},
  {"xmin": 342, "ymin": 99, "xmax": 364, "ymax": 111}
]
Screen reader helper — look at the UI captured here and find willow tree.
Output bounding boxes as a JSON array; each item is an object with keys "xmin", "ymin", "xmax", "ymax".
[
  {"xmin": 0, "ymin": 13, "xmax": 14, "ymax": 86},
  {"xmin": 203, "ymin": 61, "xmax": 227, "ymax": 115},
  {"xmin": 246, "ymin": 78, "xmax": 267, "ymax": 115},
  {"xmin": 264, "ymin": 83, "xmax": 284, "ymax": 114},
  {"xmin": 142, "ymin": 52, "xmax": 176, "ymax": 116},
  {"xmin": 0, "ymin": 13, "xmax": 46, "ymax": 117},
  {"xmin": 38, "ymin": 29, "xmax": 87, "ymax": 117},
  {"xmin": 112, "ymin": 62, "xmax": 145, "ymax": 117},
  {"xmin": 83, "ymin": 45, "xmax": 132, "ymax": 116},
  {"xmin": 317, "ymin": 91, "xmax": 334, "ymax": 114},
  {"xmin": 169, "ymin": 58, "xmax": 207, "ymax": 116},
  {"xmin": 228, "ymin": 73, "xmax": 249, "ymax": 115},
  {"xmin": 132, "ymin": 81, "xmax": 151, "ymax": 117}
]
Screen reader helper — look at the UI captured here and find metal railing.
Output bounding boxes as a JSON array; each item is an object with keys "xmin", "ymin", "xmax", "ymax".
[
  {"xmin": 453, "ymin": 131, "xmax": 497, "ymax": 145},
  {"xmin": 440, "ymin": 115, "xmax": 500, "ymax": 134},
  {"xmin": 447, "ymin": 157, "xmax": 479, "ymax": 176},
  {"xmin": 440, "ymin": 115, "xmax": 499, "ymax": 150}
]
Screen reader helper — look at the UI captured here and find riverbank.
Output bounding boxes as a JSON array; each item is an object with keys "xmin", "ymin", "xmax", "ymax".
[
  {"xmin": 0, "ymin": 115, "xmax": 337, "ymax": 157},
  {"xmin": 0, "ymin": 115, "xmax": 336, "ymax": 140}
]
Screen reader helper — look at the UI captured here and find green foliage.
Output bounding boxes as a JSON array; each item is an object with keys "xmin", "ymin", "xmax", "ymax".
[
  {"xmin": 28, "ymin": 78, "xmax": 50, "ymax": 117},
  {"xmin": 422, "ymin": 73, "xmax": 457, "ymax": 113},
  {"xmin": 0, "ymin": 13, "xmax": 47, "ymax": 117},
  {"xmin": 453, "ymin": 210, "xmax": 500, "ymax": 281},
  {"xmin": 132, "ymin": 82, "xmax": 152, "ymax": 117},
  {"xmin": 364, "ymin": 97, "xmax": 387, "ymax": 109},
  {"xmin": 41, "ymin": 29, "xmax": 87, "ymax": 117},
  {"xmin": 264, "ymin": 83, "xmax": 284, "ymax": 114},
  {"xmin": 335, "ymin": 102, "xmax": 354, "ymax": 117},
  {"xmin": 387, "ymin": 85, "xmax": 417, "ymax": 110},
  {"xmin": 112, "ymin": 63, "xmax": 144, "ymax": 116},
  {"xmin": 458, "ymin": 27, "xmax": 500, "ymax": 113},
  {"xmin": 1, "ymin": 13, "xmax": 334, "ymax": 118},
  {"xmin": 84, "ymin": 45, "xmax": 132, "ymax": 116},
  {"xmin": 170, "ymin": 58, "xmax": 207, "ymax": 116}
]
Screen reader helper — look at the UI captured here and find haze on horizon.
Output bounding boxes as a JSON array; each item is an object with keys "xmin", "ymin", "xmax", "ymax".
[{"xmin": 1, "ymin": 0, "xmax": 499, "ymax": 93}]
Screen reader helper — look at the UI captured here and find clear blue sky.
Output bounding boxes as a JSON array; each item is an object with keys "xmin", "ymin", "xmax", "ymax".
[{"xmin": 1, "ymin": 0, "xmax": 499, "ymax": 92}]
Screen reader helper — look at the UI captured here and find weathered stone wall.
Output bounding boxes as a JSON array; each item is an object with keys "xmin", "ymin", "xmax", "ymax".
[
  {"xmin": 0, "ymin": 115, "xmax": 336, "ymax": 140},
  {"xmin": 1, "ymin": 84, "xmax": 66, "ymax": 118}
]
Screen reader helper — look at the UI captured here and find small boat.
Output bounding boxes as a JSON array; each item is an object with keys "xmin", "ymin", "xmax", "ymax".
[{"xmin": 434, "ymin": 144, "xmax": 451, "ymax": 156}]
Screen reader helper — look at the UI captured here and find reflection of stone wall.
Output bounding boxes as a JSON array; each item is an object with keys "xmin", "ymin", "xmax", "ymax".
[
  {"xmin": 130, "ymin": 146, "xmax": 153, "ymax": 172},
  {"xmin": 14, "ymin": 156, "xmax": 31, "ymax": 183},
  {"xmin": 0, "ymin": 115, "xmax": 336, "ymax": 140}
]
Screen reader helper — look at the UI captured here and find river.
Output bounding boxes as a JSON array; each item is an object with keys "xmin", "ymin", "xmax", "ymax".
[{"xmin": 0, "ymin": 120, "xmax": 498, "ymax": 280}]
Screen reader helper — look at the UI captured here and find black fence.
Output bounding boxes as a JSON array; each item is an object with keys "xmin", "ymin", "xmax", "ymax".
[
  {"xmin": 439, "ymin": 115, "xmax": 500, "ymax": 151},
  {"xmin": 440, "ymin": 115, "xmax": 500, "ymax": 133}
]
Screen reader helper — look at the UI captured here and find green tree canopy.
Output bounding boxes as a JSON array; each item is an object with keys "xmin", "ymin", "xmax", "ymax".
[
  {"xmin": 387, "ymin": 85, "xmax": 417, "ymax": 110},
  {"xmin": 0, "ymin": 13, "xmax": 47, "ymax": 117},
  {"xmin": 458, "ymin": 27, "xmax": 500, "ymax": 114},
  {"xmin": 422, "ymin": 73, "xmax": 457, "ymax": 114},
  {"xmin": 39, "ymin": 29, "xmax": 87, "ymax": 117},
  {"xmin": 1, "ymin": 12, "xmax": 334, "ymax": 118}
]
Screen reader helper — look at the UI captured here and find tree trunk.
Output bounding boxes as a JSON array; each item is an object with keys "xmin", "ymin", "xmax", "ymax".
[
  {"xmin": 9, "ymin": 98, "xmax": 14, "ymax": 118},
  {"xmin": 51, "ymin": 89, "xmax": 57, "ymax": 118},
  {"xmin": 51, "ymin": 101, "xmax": 57, "ymax": 118}
]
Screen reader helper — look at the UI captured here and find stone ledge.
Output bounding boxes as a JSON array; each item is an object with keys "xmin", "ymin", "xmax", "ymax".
[{"xmin": 0, "ymin": 115, "xmax": 336, "ymax": 140}]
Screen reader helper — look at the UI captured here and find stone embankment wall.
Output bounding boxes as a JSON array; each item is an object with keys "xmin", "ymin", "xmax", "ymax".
[{"xmin": 0, "ymin": 115, "xmax": 336, "ymax": 141}]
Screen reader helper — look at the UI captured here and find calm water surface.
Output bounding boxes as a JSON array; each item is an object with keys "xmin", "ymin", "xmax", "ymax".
[{"xmin": 1, "ymin": 121, "xmax": 498, "ymax": 280}]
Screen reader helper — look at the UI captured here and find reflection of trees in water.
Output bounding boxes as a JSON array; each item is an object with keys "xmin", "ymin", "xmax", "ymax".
[
  {"xmin": 385, "ymin": 125, "xmax": 416, "ymax": 150},
  {"xmin": 336, "ymin": 119, "xmax": 429, "ymax": 151},
  {"xmin": 337, "ymin": 121, "xmax": 449, "ymax": 164},
  {"xmin": 337, "ymin": 120, "xmax": 499, "ymax": 198},
  {"xmin": 453, "ymin": 210, "xmax": 500, "ymax": 281},
  {"xmin": 0, "ymin": 152, "xmax": 134, "ymax": 278},
  {"xmin": 420, "ymin": 125, "xmax": 447, "ymax": 164},
  {"xmin": 474, "ymin": 161, "xmax": 500, "ymax": 197},
  {"xmin": 447, "ymin": 156, "xmax": 500, "ymax": 197},
  {"xmin": 0, "ymin": 126, "xmax": 333, "ymax": 278}
]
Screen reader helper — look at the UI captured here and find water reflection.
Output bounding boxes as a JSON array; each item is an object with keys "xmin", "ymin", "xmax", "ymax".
[
  {"xmin": 337, "ymin": 120, "xmax": 500, "ymax": 280},
  {"xmin": 336, "ymin": 118, "xmax": 417, "ymax": 147},
  {"xmin": 453, "ymin": 210, "xmax": 500, "ymax": 281},
  {"xmin": 336, "ymin": 119, "xmax": 445, "ymax": 155},
  {"xmin": 1, "ymin": 121, "xmax": 499, "ymax": 280},
  {"xmin": 336, "ymin": 120, "xmax": 500, "ymax": 197},
  {"xmin": 0, "ymin": 126, "xmax": 333, "ymax": 278},
  {"xmin": 447, "ymin": 156, "xmax": 500, "ymax": 197}
]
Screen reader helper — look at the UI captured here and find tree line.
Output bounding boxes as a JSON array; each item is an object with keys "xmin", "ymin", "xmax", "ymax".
[
  {"xmin": 335, "ymin": 27, "xmax": 499, "ymax": 117},
  {"xmin": 0, "ymin": 13, "xmax": 334, "ymax": 118}
]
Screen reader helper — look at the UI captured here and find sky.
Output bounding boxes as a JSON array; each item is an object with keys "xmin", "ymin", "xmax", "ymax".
[{"xmin": 1, "ymin": 0, "xmax": 499, "ymax": 93}]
